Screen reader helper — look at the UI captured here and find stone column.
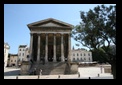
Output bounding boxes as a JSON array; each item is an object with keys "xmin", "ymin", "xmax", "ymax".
[
  {"xmin": 37, "ymin": 34, "xmax": 41, "ymax": 62},
  {"xmin": 68, "ymin": 33, "xmax": 71, "ymax": 62},
  {"xmin": 45, "ymin": 33, "xmax": 48, "ymax": 62},
  {"xmin": 29, "ymin": 33, "xmax": 33, "ymax": 61},
  {"xmin": 61, "ymin": 34, "xmax": 64, "ymax": 62},
  {"xmin": 53, "ymin": 34, "xmax": 56, "ymax": 62}
]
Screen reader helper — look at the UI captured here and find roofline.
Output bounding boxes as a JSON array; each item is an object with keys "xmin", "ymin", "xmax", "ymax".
[{"xmin": 27, "ymin": 18, "xmax": 74, "ymax": 28}]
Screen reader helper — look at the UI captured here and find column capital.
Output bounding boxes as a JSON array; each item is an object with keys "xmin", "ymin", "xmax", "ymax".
[
  {"xmin": 30, "ymin": 33, "xmax": 33, "ymax": 36},
  {"xmin": 61, "ymin": 33, "xmax": 64, "ymax": 36},
  {"xmin": 68, "ymin": 33, "xmax": 71, "ymax": 37},
  {"xmin": 53, "ymin": 33, "xmax": 56, "ymax": 36},
  {"xmin": 37, "ymin": 33, "xmax": 41, "ymax": 35},
  {"xmin": 45, "ymin": 33, "xmax": 48, "ymax": 35}
]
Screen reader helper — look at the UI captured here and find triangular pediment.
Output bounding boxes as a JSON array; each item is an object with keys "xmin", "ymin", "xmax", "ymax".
[
  {"xmin": 27, "ymin": 18, "xmax": 73, "ymax": 29},
  {"xmin": 33, "ymin": 21, "xmax": 67, "ymax": 27}
]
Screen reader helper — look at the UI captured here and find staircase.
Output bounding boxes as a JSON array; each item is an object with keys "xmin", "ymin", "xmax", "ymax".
[{"xmin": 29, "ymin": 62, "xmax": 70, "ymax": 75}]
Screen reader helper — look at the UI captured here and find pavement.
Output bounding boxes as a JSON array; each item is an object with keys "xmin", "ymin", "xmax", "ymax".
[
  {"xmin": 4, "ymin": 66, "xmax": 113, "ymax": 79},
  {"xmin": 4, "ymin": 67, "xmax": 20, "ymax": 76}
]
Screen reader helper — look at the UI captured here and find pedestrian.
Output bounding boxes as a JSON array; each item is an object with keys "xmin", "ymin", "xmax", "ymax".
[
  {"xmin": 100, "ymin": 66, "xmax": 102, "ymax": 73},
  {"xmin": 78, "ymin": 72, "xmax": 80, "ymax": 78},
  {"xmin": 40, "ymin": 69, "xmax": 42, "ymax": 75},
  {"xmin": 33, "ymin": 68, "xmax": 36, "ymax": 75}
]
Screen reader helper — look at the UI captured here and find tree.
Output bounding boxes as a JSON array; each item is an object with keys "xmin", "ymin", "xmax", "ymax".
[{"xmin": 72, "ymin": 4, "xmax": 116, "ymax": 79}]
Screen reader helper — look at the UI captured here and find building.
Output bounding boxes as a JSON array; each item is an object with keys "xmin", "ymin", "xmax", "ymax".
[
  {"xmin": 27, "ymin": 18, "xmax": 73, "ymax": 63},
  {"xmin": 8, "ymin": 54, "xmax": 18, "ymax": 67},
  {"xmin": 4, "ymin": 42, "xmax": 10, "ymax": 68},
  {"xmin": 18, "ymin": 45, "xmax": 29, "ymax": 65},
  {"xmin": 71, "ymin": 48, "xmax": 92, "ymax": 62}
]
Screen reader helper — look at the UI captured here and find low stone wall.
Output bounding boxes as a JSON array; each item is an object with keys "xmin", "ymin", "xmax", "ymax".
[
  {"xmin": 102, "ymin": 65, "xmax": 111, "ymax": 73},
  {"xmin": 70, "ymin": 64, "xmax": 78, "ymax": 74},
  {"xmin": 20, "ymin": 61, "xmax": 31, "ymax": 75},
  {"xmin": 104, "ymin": 67, "xmax": 111, "ymax": 73}
]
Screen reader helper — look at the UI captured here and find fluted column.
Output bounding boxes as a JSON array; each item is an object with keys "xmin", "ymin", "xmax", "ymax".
[
  {"xmin": 68, "ymin": 33, "xmax": 71, "ymax": 62},
  {"xmin": 29, "ymin": 33, "xmax": 33, "ymax": 61},
  {"xmin": 37, "ymin": 34, "xmax": 41, "ymax": 62},
  {"xmin": 53, "ymin": 34, "xmax": 56, "ymax": 62},
  {"xmin": 45, "ymin": 33, "xmax": 48, "ymax": 62},
  {"xmin": 61, "ymin": 34, "xmax": 64, "ymax": 62}
]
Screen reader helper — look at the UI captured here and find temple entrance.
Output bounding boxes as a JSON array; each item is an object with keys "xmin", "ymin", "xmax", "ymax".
[
  {"xmin": 27, "ymin": 18, "xmax": 73, "ymax": 63},
  {"xmin": 48, "ymin": 45, "xmax": 53, "ymax": 62}
]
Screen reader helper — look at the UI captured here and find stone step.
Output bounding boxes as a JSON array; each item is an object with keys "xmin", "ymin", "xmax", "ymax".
[{"xmin": 29, "ymin": 62, "xmax": 70, "ymax": 75}]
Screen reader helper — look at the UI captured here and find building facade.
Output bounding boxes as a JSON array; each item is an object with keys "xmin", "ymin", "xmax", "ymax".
[
  {"xmin": 18, "ymin": 45, "xmax": 29, "ymax": 65},
  {"xmin": 71, "ymin": 48, "xmax": 92, "ymax": 62},
  {"xmin": 27, "ymin": 18, "xmax": 73, "ymax": 63},
  {"xmin": 8, "ymin": 54, "xmax": 18, "ymax": 67},
  {"xmin": 4, "ymin": 42, "xmax": 10, "ymax": 68}
]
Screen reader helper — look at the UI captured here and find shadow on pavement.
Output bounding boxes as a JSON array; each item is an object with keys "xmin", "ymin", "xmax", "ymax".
[{"xmin": 4, "ymin": 70, "xmax": 20, "ymax": 76}]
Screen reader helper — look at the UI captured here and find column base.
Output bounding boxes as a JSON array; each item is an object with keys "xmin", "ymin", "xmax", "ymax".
[
  {"xmin": 61, "ymin": 56, "xmax": 65, "ymax": 62},
  {"xmin": 53, "ymin": 60, "xmax": 57, "ymax": 62}
]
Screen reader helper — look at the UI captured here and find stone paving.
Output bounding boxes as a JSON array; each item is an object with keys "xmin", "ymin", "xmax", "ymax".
[{"xmin": 4, "ymin": 66, "xmax": 113, "ymax": 79}]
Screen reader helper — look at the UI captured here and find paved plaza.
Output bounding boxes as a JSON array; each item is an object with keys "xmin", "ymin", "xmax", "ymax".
[{"xmin": 4, "ymin": 66, "xmax": 113, "ymax": 79}]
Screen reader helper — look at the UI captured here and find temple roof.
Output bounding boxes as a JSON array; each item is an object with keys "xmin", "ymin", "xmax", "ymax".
[{"xmin": 27, "ymin": 18, "xmax": 74, "ymax": 30}]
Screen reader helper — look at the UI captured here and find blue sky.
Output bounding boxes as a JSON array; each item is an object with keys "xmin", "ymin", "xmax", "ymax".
[{"xmin": 4, "ymin": 4, "xmax": 115, "ymax": 54}]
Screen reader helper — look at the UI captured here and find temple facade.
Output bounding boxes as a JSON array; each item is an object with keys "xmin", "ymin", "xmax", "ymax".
[{"xmin": 27, "ymin": 18, "xmax": 73, "ymax": 63}]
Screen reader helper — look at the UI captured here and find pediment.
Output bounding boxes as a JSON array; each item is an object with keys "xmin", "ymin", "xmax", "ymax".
[
  {"xmin": 33, "ymin": 22, "xmax": 66, "ymax": 27},
  {"xmin": 27, "ymin": 18, "xmax": 73, "ymax": 30}
]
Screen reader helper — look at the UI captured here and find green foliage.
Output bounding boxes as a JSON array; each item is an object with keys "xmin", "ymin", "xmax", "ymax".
[{"xmin": 72, "ymin": 4, "xmax": 116, "ymax": 78}]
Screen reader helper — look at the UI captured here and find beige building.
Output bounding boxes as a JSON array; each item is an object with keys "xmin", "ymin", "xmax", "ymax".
[
  {"xmin": 4, "ymin": 42, "xmax": 10, "ymax": 68},
  {"xmin": 71, "ymin": 48, "xmax": 92, "ymax": 62},
  {"xmin": 18, "ymin": 45, "xmax": 29, "ymax": 65},
  {"xmin": 23, "ymin": 47, "xmax": 29, "ymax": 61},
  {"xmin": 8, "ymin": 54, "xmax": 18, "ymax": 67}
]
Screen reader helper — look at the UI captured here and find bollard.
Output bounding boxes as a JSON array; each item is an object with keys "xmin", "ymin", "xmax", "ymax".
[
  {"xmin": 58, "ymin": 75, "xmax": 60, "ymax": 79},
  {"xmin": 78, "ymin": 72, "xmax": 80, "ymax": 78},
  {"xmin": 38, "ymin": 75, "xmax": 40, "ymax": 79},
  {"xmin": 98, "ymin": 74, "xmax": 100, "ymax": 77},
  {"xmin": 89, "ymin": 77, "xmax": 91, "ymax": 79},
  {"xmin": 16, "ymin": 76, "xmax": 18, "ymax": 79}
]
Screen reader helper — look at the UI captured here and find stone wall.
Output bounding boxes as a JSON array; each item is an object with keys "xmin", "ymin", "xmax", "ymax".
[{"xmin": 20, "ymin": 61, "xmax": 31, "ymax": 75}]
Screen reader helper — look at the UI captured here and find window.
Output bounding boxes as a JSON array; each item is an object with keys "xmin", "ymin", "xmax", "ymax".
[
  {"xmin": 23, "ymin": 49, "xmax": 24, "ymax": 51},
  {"xmin": 77, "ymin": 53, "xmax": 79, "ymax": 56},
  {"xmin": 84, "ymin": 53, "xmax": 85, "ymax": 56},
  {"xmin": 19, "ymin": 53, "xmax": 21, "ymax": 56},
  {"xmin": 88, "ymin": 53, "xmax": 90, "ymax": 56},
  {"xmin": 73, "ymin": 54, "xmax": 75, "ymax": 56},
  {"xmin": 80, "ymin": 58, "xmax": 82, "ymax": 61},
  {"xmin": 73, "ymin": 58, "xmax": 75, "ymax": 61},
  {"xmin": 77, "ymin": 58, "xmax": 79, "ymax": 61},
  {"xmin": 20, "ymin": 49, "xmax": 21, "ymax": 51},
  {"xmin": 89, "ymin": 57, "xmax": 90, "ymax": 61},
  {"xmin": 11, "ymin": 60, "xmax": 13, "ymax": 62},
  {"xmin": 80, "ymin": 53, "xmax": 82, "ymax": 56},
  {"xmin": 84, "ymin": 58, "xmax": 86, "ymax": 60},
  {"xmin": 23, "ymin": 53, "xmax": 24, "ymax": 56},
  {"xmin": 15, "ymin": 60, "xmax": 16, "ymax": 62},
  {"xmin": 27, "ymin": 55, "xmax": 29, "ymax": 58}
]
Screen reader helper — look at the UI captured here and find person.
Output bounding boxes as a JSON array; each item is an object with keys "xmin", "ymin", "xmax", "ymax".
[
  {"xmin": 78, "ymin": 72, "xmax": 80, "ymax": 78},
  {"xmin": 40, "ymin": 69, "xmax": 42, "ymax": 75},
  {"xmin": 100, "ymin": 66, "xmax": 102, "ymax": 73},
  {"xmin": 33, "ymin": 68, "xmax": 36, "ymax": 75}
]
